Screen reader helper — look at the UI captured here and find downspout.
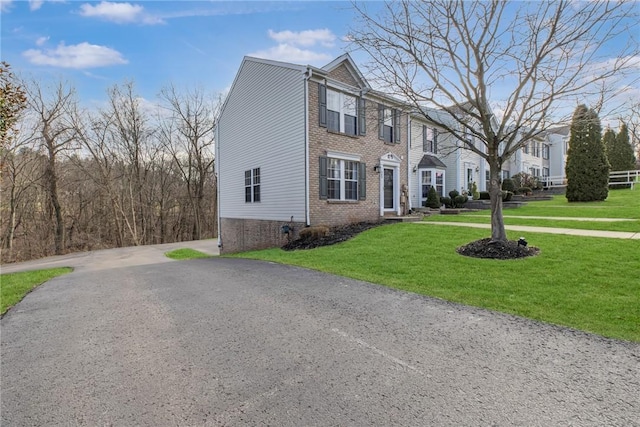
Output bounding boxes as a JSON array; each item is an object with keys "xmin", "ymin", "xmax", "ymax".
[
  {"xmin": 215, "ymin": 123, "xmax": 222, "ymax": 249},
  {"xmin": 304, "ymin": 68, "xmax": 311, "ymax": 226}
]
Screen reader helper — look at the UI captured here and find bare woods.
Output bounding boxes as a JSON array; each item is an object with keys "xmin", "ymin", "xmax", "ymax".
[{"xmin": 1, "ymin": 68, "xmax": 220, "ymax": 263}]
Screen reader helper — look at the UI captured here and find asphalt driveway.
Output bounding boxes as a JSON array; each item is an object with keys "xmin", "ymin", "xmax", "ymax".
[{"xmin": 1, "ymin": 250, "xmax": 638, "ymax": 425}]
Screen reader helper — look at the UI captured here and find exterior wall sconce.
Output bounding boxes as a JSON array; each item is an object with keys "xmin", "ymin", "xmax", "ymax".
[
  {"xmin": 412, "ymin": 165, "xmax": 417, "ymax": 173},
  {"xmin": 475, "ymin": 166, "xmax": 480, "ymax": 172},
  {"xmin": 373, "ymin": 164, "xmax": 380, "ymax": 173}
]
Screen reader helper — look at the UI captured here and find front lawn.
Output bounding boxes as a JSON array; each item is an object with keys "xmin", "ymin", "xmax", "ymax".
[
  {"xmin": 424, "ymin": 189, "xmax": 640, "ymax": 232},
  {"xmin": 1, "ymin": 267, "xmax": 73, "ymax": 315},
  {"xmin": 233, "ymin": 224, "xmax": 639, "ymax": 342}
]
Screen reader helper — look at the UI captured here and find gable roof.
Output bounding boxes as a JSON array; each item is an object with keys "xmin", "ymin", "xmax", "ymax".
[{"xmin": 320, "ymin": 53, "xmax": 370, "ymax": 89}]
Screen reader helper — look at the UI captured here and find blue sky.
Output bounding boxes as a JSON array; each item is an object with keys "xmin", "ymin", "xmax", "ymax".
[
  {"xmin": 1, "ymin": 0, "xmax": 374, "ymax": 104},
  {"xmin": 1, "ymin": 0, "xmax": 638, "ymax": 128}
]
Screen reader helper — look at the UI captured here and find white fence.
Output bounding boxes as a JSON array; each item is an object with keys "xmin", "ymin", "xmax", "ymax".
[{"xmin": 542, "ymin": 170, "xmax": 639, "ymax": 190}]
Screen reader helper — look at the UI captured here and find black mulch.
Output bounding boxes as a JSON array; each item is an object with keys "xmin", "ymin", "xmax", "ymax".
[
  {"xmin": 282, "ymin": 221, "xmax": 384, "ymax": 251},
  {"xmin": 457, "ymin": 238, "xmax": 540, "ymax": 260}
]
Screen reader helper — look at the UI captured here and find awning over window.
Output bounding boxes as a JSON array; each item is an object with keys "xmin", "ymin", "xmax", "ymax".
[{"xmin": 418, "ymin": 154, "xmax": 446, "ymax": 169}]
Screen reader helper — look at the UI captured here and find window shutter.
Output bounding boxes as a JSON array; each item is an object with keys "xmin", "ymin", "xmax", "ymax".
[
  {"xmin": 378, "ymin": 104, "xmax": 384, "ymax": 140},
  {"xmin": 422, "ymin": 125, "xmax": 427, "ymax": 152},
  {"xmin": 318, "ymin": 84, "xmax": 327, "ymax": 128},
  {"xmin": 319, "ymin": 156, "xmax": 328, "ymax": 200},
  {"xmin": 433, "ymin": 128, "xmax": 438, "ymax": 154},
  {"xmin": 393, "ymin": 109, "xmax": 401, "ymax": 143},
  {"xmin": 358, "ymin": 162, "xmax": 367, "ymax": 200},
  {"xmin": 358, "ymin": 97, "xmax": 366, "ymax": 136}
]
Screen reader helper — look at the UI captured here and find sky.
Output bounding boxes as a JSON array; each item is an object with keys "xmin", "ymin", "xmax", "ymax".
[
  {"xmin": 1, "ymin": 0, "xmax": 638, "ymax": 128},
  {"xmin": 1, "ymin": 0, "xmax": 376, "ymax": 106}
]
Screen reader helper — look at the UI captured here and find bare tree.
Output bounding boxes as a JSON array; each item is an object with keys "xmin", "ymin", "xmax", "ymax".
[
  {"xmin": 349, "ymin": 0, "xmax": 639, "ymax": 242},
  {"xmin": 0, "ymin": 61, "xmax": 27, "ymax": 151},
  {"xmin": 25, "ymin": 80, "xmax": 78, "ymax": 254},
  {"xmin": 623, "ymin": 103, "xmax": 640, "ymax": 163},
  {"xmin": 158, "ymin": 84, "xmax": 220, "ymax": 240}
]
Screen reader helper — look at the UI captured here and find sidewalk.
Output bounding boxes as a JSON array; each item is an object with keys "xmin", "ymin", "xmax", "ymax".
[{"xmin": 417, "ymin": 222, "xmax": 640, "ymax": 239}]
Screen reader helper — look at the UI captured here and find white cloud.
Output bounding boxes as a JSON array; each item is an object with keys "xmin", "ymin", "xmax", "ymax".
[
  {"xmin": 249, "ymin": 44, "xmax": 332, "ymax": 65},
  {"xmin": 35, "ymin": 36, "xmax": 49, "ymax": 46},
  {"xmin": 268, "ymin": 29, "xmax": 336, "ymax": 48},
  {"xmin": 249, "ymin": 28, "xmax": 338, "ymax": 65},
  {"xmin": 29, "ymin": 0, "xmax": 43, "ymax": 10},
  {"xmin": 0, "ymin": 0, "xmax": 13, "ymax": 12},
  {"xmin": 23, "ymin": 42, "xmax": 128, "ymax": 69},
  {"xmin": 78, "ymin": 1, "xmax": 163, "ymax": 25}
]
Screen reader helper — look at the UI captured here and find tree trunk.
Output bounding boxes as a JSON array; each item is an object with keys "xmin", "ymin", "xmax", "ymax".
[
  {"xmin": 46, "ymin": 144, "xmax": 65, "ymax": 254},
  {"xmin": 488, "ymin": 162, "xmax": 507, "ymax": 242}
]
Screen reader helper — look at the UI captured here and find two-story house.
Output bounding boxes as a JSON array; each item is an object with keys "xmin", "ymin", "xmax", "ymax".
[{"xmin": 216, "ymin": 54, "xmax": 409, "ymax": 253}]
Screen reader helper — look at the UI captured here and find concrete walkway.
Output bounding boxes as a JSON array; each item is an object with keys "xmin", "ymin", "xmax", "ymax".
[
  {"xmin": 502, "ymin": 215, "xmax": 637, "ymax": 222},
  {"xmin": 419, "ymin": 222, "xmax": 640, "ymax": 239}
]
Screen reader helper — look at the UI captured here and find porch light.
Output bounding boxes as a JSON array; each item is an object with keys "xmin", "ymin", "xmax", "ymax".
[{"xmin": 373, "ymin": 164, "xmax": 380, "ymax": 173}]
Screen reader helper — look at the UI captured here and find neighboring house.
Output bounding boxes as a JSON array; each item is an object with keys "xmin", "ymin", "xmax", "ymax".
[
  {"xmin": 407, "ymin": 108, "xmax": 489, "ymax": 208},
  {"xmin": 216, "ymin": 54, "xmax": 409, "ymax": 253},
  {"xmin": 546, "ymin": 125, "xmax": 570, "ymax": 184},
  {"xmin": 507, "ymin": 130, "xmax": 551, "ymax": 185}
]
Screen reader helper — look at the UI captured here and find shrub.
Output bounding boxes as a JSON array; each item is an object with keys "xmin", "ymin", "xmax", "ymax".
[
  {"xmin": 513, "ymin": 172, "xmax": 542, "ymax": 191},
  {"xmin": 440, "ymin": 196, "xmax": 452, "ymax": 208},
  {"xmin": 426, "ymin": 186, "xmax": 441, "ymax": 208},
  {"xmin": 299, "ymin": 225, "xmax": 330, "ymax": 241},
  {"xmin": 501, "ymin": 178, "xmax": 516, "ymax": 192},
  {"xmin": 449, "ymin": 189, "xmax": 459, "ymax": 199},
  {"xmin": 454, "ymin": 195, "xmax": 468, "ymax": 207},
  {"xmin": 501, "ymin": 190, "xmax": 513, "ymax": 201},
  {"xmin": 479, "ymin": 191, "xmax": 490, "ymax": 200},
  {"xmin": 516, "ymin": 187, "xmax": 532, "ymax": 195}
]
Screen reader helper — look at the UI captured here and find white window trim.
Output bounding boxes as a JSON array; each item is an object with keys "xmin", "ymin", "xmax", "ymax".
[
  {"xmin": 328, "ymin": 158, "xmax": 358, "ymax": 201},
  {"xmin": 419, "ymin": 168, "xmax": 446, "ymax": 202},
  {"xmin": 326, "ymin": 150, "xmax": 361, "ymax": 162}
]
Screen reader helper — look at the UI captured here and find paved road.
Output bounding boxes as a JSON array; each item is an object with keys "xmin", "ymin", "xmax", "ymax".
[{"xmin": 1, "ymin": 254, "xmax": 639, "ymax": 425}]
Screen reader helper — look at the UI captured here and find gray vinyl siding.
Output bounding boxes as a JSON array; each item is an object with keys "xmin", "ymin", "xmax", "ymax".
[{"xmin": 218, "ymin": 59, "xmax": 306, "ymax": 221}]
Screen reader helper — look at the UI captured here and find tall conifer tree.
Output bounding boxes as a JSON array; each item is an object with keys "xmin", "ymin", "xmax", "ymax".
[
  {"xmin": 609, "ymin": 123, "xmax": 636, "ymax": 172},
  {"xmin": 566, "ymin": 105, "xmax": 609, "ymax": 202}
]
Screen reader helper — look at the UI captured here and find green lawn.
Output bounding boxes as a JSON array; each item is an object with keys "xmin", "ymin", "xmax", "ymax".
[
  {"xmin": 165, "ymin": 248, "xmax": 212, "ymax": 260},
  {"xmin": 424, "ymin": 189, "xmax": 640, "ymax": 232},
  {"xmin": 233, "ymin": 223, "xmax": 640, "ymax": 342},
  {"xmin": 1, "ymin": 267, "xmax": 73, "ymax": 315}
]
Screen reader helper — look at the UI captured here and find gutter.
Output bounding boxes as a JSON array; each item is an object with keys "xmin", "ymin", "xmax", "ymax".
[{"xmin": 215, "ymin": 122, "xmax": 222, "ymax": 249}]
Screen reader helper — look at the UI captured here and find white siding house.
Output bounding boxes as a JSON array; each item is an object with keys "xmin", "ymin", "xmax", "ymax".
[{"xmin": 217, "ymin": 58, "xmax": 308, "ymax": 223}]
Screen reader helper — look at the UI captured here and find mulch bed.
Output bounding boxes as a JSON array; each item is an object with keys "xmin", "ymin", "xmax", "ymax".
[
  {"xmin": 457, "ymin": 238, "xmax": 540, "ymax": 260},
  {"xmin": 282, "ymin": 221, "xmax": 384, "ymax": 251}
]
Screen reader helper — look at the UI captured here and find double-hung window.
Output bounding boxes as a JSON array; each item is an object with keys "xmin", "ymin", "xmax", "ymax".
[
  {"xmin": 542, "ymin": 144, "xmax": 549, "ymax": 159},
  {"xmin": 319, "ymin": 84, "xmax": 365, "ymax": 136},
  {"xmin": 378, "ymin": 104, "xmax": 400, "ymax": 143},
  {"xmin": 423, "ymin": 126, "xmax": 438, "ymax": 153},
  {"xmin": 327, "ymin": 90, "xmax": 358, "ymax": 135},
  {"xmin": 244, "ymin": 168, "xmax": 260, "ymax": 203},
  {"xmin": 327, "ymin": 158, "xmax": 358, "ymax": 200},
  {"xmin": 319, "ymin": 155, "xmax": 366, "ymax": 201}
]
